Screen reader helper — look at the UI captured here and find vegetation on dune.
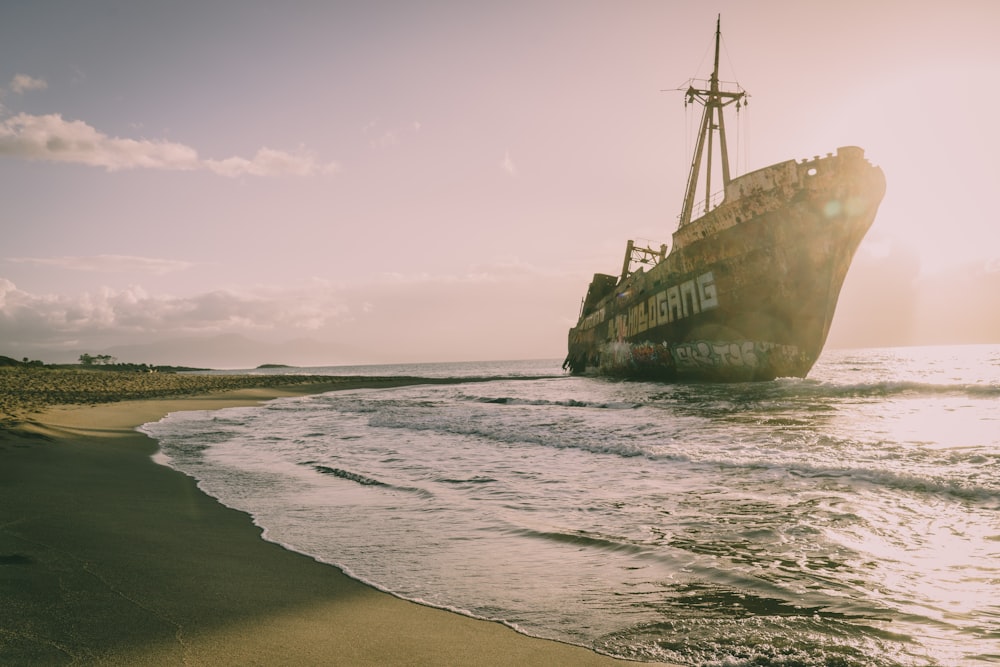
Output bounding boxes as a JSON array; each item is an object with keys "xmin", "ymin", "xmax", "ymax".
[{"xmin": 0, "ymin": 363, "xmax": 338, "ymax": 427}]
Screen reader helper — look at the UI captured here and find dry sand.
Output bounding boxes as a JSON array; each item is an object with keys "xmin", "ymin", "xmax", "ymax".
[{"xmin": 0, "ymin": 370, "xmax": 673, "ymax": 666}]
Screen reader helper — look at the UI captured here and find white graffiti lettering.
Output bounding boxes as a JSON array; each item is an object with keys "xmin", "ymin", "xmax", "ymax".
[
  {"xmin": 697, "ymin": 272, "xmax": 718, "ymax": 309},
  {"xmin": 671, "ymin": 340, "xmax": 799, "ymax": 372},
  {"xmin": 608, "ymin": 271, "xmax": 718, "ymax": 341}
]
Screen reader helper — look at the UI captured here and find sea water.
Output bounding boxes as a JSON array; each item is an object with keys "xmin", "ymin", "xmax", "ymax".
[{"xmin": 141, "ymin": 345, "xmax": 1000, "ymax": 666}]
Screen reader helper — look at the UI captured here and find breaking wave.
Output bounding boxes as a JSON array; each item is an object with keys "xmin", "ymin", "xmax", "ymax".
[{"xmin": 141, "ymin": 348, "xmax": 1000, "ymax": 667}]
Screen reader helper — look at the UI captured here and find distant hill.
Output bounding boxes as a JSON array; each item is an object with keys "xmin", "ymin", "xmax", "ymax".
[{"xmin": 96, "ymin": 333, "xmax": 369, "ymax": 370}]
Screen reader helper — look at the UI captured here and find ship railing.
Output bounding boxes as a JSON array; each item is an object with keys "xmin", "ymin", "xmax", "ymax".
[{"xmin": 678, "ymin": 188, "xmax": 726, "ymax": 223}]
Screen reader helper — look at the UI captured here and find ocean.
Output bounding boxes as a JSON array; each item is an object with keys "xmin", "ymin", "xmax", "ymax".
[{"xmin": 140, "ymin": 345, "xmax": 1000, "ymax": 666}]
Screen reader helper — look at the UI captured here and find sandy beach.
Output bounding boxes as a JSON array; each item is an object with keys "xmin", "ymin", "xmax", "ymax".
[{"xmin": 0, "ymin": 369, "xmax": 668, "ymax": 666}]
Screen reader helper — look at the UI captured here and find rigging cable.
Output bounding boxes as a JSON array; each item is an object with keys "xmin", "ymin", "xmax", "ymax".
[{"xmin": 720, "ymin": 28, "xmax": 749, "ymax": 175}]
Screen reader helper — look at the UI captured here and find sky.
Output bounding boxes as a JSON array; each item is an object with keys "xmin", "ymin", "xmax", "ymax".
[{"xmin": 2, "ymin": 1, "xmax": 999, "ymax": 367}]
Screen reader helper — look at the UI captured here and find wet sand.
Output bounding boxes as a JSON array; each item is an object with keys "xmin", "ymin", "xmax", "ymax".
[{"xmin": 0, "ymin": 371, "xmax": 669, "ymax": 665}]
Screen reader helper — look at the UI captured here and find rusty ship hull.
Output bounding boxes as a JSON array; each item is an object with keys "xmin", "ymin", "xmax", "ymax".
[{"xmin": 565, "ymin": 147, "xmax": 886, "ymax": 381}]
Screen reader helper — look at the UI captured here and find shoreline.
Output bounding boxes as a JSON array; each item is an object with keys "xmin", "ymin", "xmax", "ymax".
[{"xmin": 0, "ymin": 378, "xmax": 672, "ymax": 665}]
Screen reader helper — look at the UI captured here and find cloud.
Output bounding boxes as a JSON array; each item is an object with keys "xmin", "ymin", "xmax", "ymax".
[
  {"xmin": 363, "ymin": 119, "xmax": 421, "ymax": 149},
  {"xmin": 828, "ymin": 249, "xmax": 1000, "ymax": 348},
  {"xmin": 0, "ymin": 262, "xmax": 582, "ymax": 363},
  {"xmin": 0, "ymin": 279, "xmax": 351, "ymax": 346},
  {"xmin": 5, "ymin": 255, "xmax": 194, "ymax": 275},
  {"xmin": 9, "ymin": 74, "xmax": 48, "ymax": 94},
  {"xmin": 205, "ymin": 146, "xmax": 339, "ymax": 177},
  {"xmin": 1, "ymin": 266, "xmax": 566, "ymax": 350},
  {"xmin": 501, "ymin": 150, "xmax": 517, "ymax": 176},
  {"xmin": 0, "ymin": 113, "xmax": 339, "ymax": 176},
  {"xmin": 371, "ymin": 130, "xmax": 398, "ymax": 148},
  {"xmin": 374, "ymin": 259, "xmax": 567, "ymax": 286}
]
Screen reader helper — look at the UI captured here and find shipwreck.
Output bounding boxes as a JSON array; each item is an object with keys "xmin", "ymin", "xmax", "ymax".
[{"xmin": 564, "ymin": 17, "xmax": 886, "ymax": 381}]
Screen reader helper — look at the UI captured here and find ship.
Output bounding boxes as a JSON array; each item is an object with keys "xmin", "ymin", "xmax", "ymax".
[{"xmin": 563, "ymin": 17, "xmax": 886, "ymax": 382}]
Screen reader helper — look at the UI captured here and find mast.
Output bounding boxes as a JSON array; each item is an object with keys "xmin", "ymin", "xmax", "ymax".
[{"xmin": 679, "ymin": 16, "xmax": 746, "ymax": 227}]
